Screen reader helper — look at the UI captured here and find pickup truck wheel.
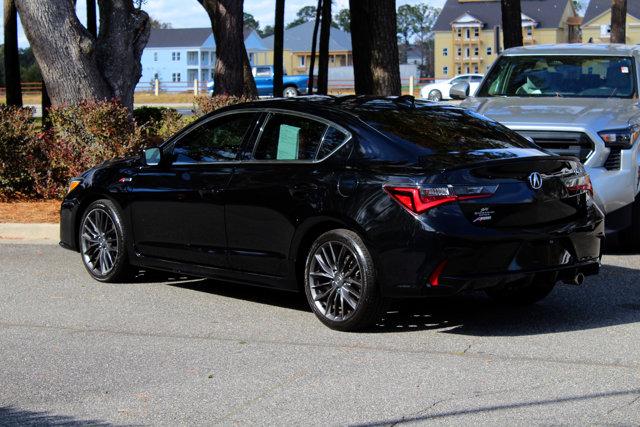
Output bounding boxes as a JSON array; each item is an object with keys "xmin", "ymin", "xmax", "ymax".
[{"xmin": 283, "ymin": 86, "xmax": 298, "ymax": 98}]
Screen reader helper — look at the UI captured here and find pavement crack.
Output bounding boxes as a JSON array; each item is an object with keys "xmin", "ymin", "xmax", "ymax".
[{"xmin": 606, "ymin": 392, "xmax": 640, "ymax": 415}]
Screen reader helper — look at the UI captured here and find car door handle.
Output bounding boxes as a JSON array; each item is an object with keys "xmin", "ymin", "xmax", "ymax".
[
  {"xmin": 199, "ymin": 188, "xmax": 225, "ymax": 197},
  {"xmin": 292, "ymin": 183, "xmax": 318, "ymax": 191}
]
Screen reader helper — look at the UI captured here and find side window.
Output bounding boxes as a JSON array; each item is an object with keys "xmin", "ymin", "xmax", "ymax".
[
  {"xmin": 256, "ymin": 67, "xmax": 271, "ymax": 77},
  {"xmin": 317, "ymin": 127, "xmax": 348, "ymax": 159},
  {"xmin": 253, "ymin": 114, "xmax": 327, "ymax": 161},
  {"xmin": 471, "ymin": 75, "xmax": 483, "ymax": 82},
  {"xmin": 172, "ymin": 113, "xmax": 255, "ymax": 164}
]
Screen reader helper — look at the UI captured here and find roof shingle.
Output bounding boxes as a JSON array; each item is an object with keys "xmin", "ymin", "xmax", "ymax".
[
  {"xmin": 147, "ymin": 27, "xmax": 257, "ymax": 48},
  {"xmin": 262, "ymin": 21, "xmax": 352, "ymax": 52},
  {"xmin": 433, "ymin": 0, "xmax": 572, "ymax": 32},
  {"xmin": 583, "ymin": 0, "xmax": 640, "ymax": 25}
]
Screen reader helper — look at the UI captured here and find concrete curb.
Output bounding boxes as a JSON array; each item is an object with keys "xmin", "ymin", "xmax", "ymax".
[{"xmin": 0, "ymin": 223, "xmax": 59, "ymax": 245}]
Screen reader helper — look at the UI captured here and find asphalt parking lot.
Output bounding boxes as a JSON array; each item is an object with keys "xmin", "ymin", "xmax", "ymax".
[{"xmin": 1, "ymin": 242, "xmax": 639, "ymax": 425}]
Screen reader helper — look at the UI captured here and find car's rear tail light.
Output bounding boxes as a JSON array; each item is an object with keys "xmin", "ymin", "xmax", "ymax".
[
  {"xmin": 565, "ymin": 174, "xmax": 593, "ymax": 197},
  {"xmin": 384, "ymin": 184, "xmax": 498, "ymax": 214},
  {"xmin": 428, "ymin": 260, "xmax": 448, "ymax": 287}
]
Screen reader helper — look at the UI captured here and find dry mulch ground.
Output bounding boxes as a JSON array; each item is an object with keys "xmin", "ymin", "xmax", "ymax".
[{"xmin": 0, "ymin": 201, "xmax": 61, "ymax": 223}]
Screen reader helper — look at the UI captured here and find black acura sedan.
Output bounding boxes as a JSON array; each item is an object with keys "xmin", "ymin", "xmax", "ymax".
[{"xmin": 60, "ymin": 96, "xmax": 604, "ymax": 331}]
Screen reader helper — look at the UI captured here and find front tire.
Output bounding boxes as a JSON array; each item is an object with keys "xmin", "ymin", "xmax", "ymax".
[
  {"xmin": 304, "ymin": 229, "xmax": 385, "ymax": 332},
  {"xmin": 427, "ymin": 89, "xmax": 442, "ymax": 102},
  {"xmin": 79, "ymin": 199, "xmax": 132, "ymax": 283},
  {"xmin": 485, "ymin": 279, "xmax": 555, "ymax": 305}
]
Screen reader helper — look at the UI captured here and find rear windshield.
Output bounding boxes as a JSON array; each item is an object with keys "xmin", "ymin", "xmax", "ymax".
[
  {"xmin": 360, "ymin": 107, "xmax": 532, "ymax": 152},
  {"xmin": 478, "ymin": 55, "xmax": 636, "ymax": 98}
]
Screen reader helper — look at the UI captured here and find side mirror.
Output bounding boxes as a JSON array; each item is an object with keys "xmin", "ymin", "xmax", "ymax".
[
  {"xmin": 142, "ymin": 147, "xmax": 162, "ymax": 166},
  {"xmin": 450, "ymin": 82, "xmax": 470, "ymax": 100}
]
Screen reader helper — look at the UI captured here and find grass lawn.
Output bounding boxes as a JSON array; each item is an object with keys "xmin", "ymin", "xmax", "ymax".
[{"xmin": 0, "ymin": 200, "xmax": 60, "ymax": 223}]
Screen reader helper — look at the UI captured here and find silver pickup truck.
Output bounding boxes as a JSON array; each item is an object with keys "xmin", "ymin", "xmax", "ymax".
[{"xmin": 453, "ymin": 44, "xmax": 640, "ymax": 247}]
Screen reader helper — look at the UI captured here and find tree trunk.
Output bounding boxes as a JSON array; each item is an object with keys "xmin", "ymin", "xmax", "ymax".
[
  {"xmin": 316, "ymin": 0, "xmax": 331, "ymax": 95},
  {"xmin": 500, "ymin": 0, "xmax": 523, "ymax": 49},
  {"xmin": 96, "ymin": 0, "xmax": 150, "ymax": 108},
  {"xmin": 307, "ymin": 0, "xmax": 322, "ymax": 94},
  {"xmin": 4, "ymin": 0, "xmax": 23, "ymax": 107},
  {"xmin": 200, "ymin": 0, "xmax": 257, "ymax": 98},
  {"xmin": 86, "ymin": 0, "xmax": 97, "ymax": 38},
  {"xmin": 14, "ymin": 0, "xmax": 149, "ymax": 110},
  {"xmin": 273, "ymin": 0, "xmax": 285, "ymax": 97},
  {"xmin": 349, "ymin": 0, "xmax": 401, "ymax": 96},
  {"xmin": 41, "ymin": 80, "xmax": 51, "ymax": 129},
  {"xmin": 611, "ymin": 0, "xmax": 627, "ymax": 44}
]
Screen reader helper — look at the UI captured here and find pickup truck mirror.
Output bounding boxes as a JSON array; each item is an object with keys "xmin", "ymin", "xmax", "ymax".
[{"xmin": 450, "ymin": 82, "xmax": 470, "ymax": 100}]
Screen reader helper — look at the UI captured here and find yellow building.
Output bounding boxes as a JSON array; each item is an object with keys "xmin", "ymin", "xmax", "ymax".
[
  {"xmin": 433, "ymin": 0, "xmax": 580, "ymax": 80},
  {"xmin": 582, "ymin": 0, "xmax": 640, "ymax": 44},
  {"xmin": 255, "ymin": 21, "xmax": 353, "ymax": 76}
]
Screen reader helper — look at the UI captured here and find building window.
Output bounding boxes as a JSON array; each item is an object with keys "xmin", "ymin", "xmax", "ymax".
[
  {"xmin": 457, "ymin": 28, "xmax": 462, "ymax": 38},
  {"xmin": 600, "ymin": 24, "xmax": 611, "ymax": 38},
  {"xmin": 457, "ymin": 66, "xmax": 462, "ymax": 75},
  {"xmin": 465, "ymin": 28, "xmax": 470, "ymax": 39},
  {"xmin": 443, "ymin": 66, "xmax": 448, "ymax": 75},
  {"xmin": 465, "ymin": 47, "xmax": 470, "ymax": 58},
  {"xmin": 474, "ymin": 47, "xmax": 479, "ymax": 57},
  {"xmin": 442, "ymin": 48, "xmax": 448, "ymax": 56},
  {"xmin": 474, "ymin": 27, "xmax": 479, "ymax": 37},
  {"xmin": 330, "ymin": 55, "xmax": 335, "ymax": 64},
  {"xmin": 486, "ymin": 47, "xmax": 492, "ymax": 55},
  {"xmin": 466, "ymin": 66, "xmax": 470, "ymax": 74},
  {"xmin": 153, "ymin": 52, "xmax": 158, "ymax": 62},
  {"xmin": 153, "ymin": 73, "xmax": 159, "ymax": 80},
  {"xmin": 299, "ymin": 55, "xmax": 305, "ymax": 67},
  {"xmin": 526, "ymin": 27, "xmax": 533, "ymax": 37},
  {"xmin": 457, "ymin": 47, "xmax": 462, "ymax": 57},
  {"xmin": 249, "ymin": 52, "xmax": 254, "ymax": 64},
  {"xmin": 172, "ymin": 52, "xmax": 181, "ymax": 61},
  {"xmin": 172, "ymin": 73, "xmax": 181, "ymax": 82},
  {"xmin": 474, "ymin": 65, "xmax": 479, "ymax": 73}
]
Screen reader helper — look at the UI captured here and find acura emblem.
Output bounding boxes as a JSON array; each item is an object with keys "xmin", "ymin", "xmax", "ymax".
[{"xmin": 528, "ymin": 172, "xmax": 543, "ymax": 190}]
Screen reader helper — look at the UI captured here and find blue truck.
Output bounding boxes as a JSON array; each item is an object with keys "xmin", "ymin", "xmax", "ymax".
[{"xmin": 207, "ymin": 65, "xmax": 311, "ymax": 97}]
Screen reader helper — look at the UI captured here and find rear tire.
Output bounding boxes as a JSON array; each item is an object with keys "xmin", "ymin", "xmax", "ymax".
[
  {"xmin": 304, "ymin": 229, "xmax": 385, "ymax": 332},
  {"xmin": 485, "ymin": 279, "xmax": 555, "ymax": 305},
  {"xmin": 79, "ymin": 199, "xmax": 133, "ymax": 283}
]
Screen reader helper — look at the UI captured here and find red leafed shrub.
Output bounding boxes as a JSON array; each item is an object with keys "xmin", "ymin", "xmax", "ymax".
[
  {"xmin": 193, "ymin": 94, "xmax": 254, "ymax": 116},
  {"xmin": 0, "ymin": 106, "xmax": 39, "ymax": 200},
  {"xmin": 28, "ymin": 100, "xmax": 146, "ymax": 199}
]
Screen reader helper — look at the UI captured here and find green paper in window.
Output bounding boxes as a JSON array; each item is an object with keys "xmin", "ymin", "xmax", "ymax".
[{"xmin": 276, "ymin": 124, "xmax": 300, "ymax": 160}]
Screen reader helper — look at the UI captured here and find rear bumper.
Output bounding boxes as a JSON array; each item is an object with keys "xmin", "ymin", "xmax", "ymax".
[
  {"xmin": 430, "ymin": 260, "xmax": 600, "ymax": 297},
  {"xmin": 372, "ymin": 203, "xmax": 605, "ymax": 298}
]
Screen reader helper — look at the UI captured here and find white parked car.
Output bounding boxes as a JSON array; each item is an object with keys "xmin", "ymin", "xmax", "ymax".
[{"xmin": 420, "ymin": 74, "xmax": 484, "ymax": 101}]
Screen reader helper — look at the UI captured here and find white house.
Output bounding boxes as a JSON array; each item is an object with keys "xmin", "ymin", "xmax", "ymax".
[{"xmin": 137, "ymin": 27, "xmax": 268, "ymax": 92}]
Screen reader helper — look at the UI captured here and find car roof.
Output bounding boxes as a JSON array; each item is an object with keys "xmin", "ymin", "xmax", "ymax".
[
  {"xmin": 503, "ymin": 43, "xmax": 640, "ymax": 57},
  {"xmin": 213, "ymin": 96, "xmax": 460, "ymax": 124}
]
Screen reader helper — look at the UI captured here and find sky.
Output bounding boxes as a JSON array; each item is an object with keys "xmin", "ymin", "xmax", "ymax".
[
  {"xmin": 4, "ymin": 0, "xmax": 588, "ymax": 48},
  {"xmin": 4, "ymin": 0, "xmax": 442, "ymax": 48}
]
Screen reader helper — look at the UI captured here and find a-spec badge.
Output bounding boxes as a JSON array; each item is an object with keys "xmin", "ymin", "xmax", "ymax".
[
  {"xmin": 528, "ymin": 172, "xmax": 543, "ymax": 190},
  {"xmin": 473, "ymin": 207, "xmax": 495, "ymax": 223}
]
